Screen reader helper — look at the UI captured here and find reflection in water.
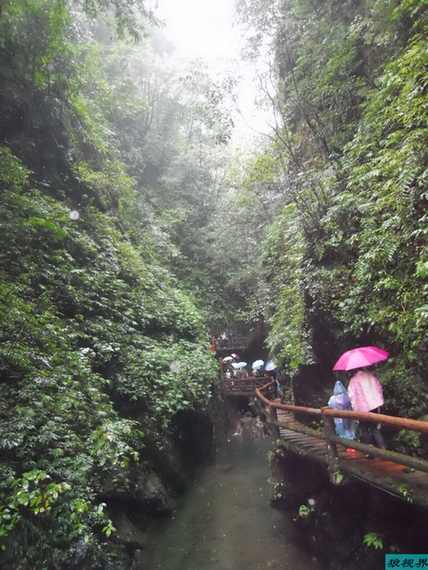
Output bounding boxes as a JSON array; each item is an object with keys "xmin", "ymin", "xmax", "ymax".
[{"xmin": 143, "ymin": 438, "xmax": 320, "ymax": 570}]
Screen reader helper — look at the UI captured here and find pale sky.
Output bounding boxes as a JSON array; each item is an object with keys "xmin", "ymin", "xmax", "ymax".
[
  {"xmin": 156, "ymin": 0, "xmax": 238, "ymax": 60},
  {"xmin": 155, "ymin": 0, "xmax": 271, "ymax": 136}
]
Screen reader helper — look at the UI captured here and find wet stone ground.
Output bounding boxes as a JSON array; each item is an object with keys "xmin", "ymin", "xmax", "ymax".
[{"xmin": 140, "ymin": 438, "xmax": 320, "ymax": 570}]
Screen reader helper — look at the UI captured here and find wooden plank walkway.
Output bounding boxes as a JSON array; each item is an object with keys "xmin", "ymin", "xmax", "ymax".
[
  {"xmin": 276, "ymin": 409, "xmax": 428, "ymax": 508},
  {"xmin": 223, "ymin": 377, "xmax": 275, "ymax": 398}
]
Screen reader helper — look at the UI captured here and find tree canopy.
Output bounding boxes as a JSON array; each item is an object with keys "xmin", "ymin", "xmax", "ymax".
[{"xmin": 1, "ymin": 0, "xmax": 428, "ymax": 566}]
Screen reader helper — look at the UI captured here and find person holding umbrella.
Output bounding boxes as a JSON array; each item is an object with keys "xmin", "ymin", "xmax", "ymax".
[
  {"xmin": 265, "ymin": 361, "xmax": 280, "ymax": 397},
  {"xmin": 222, "ymin": 356, "xmax": 235, "ymax": 381},
  {"xmin": 348, "ymin": 369, "xmax": 385, "ymax": 450},
  {"xmin": 252, "ymin": 359, "xmax": 264, "ymax": 377},
  {"xmin": 333, "ymin": 346, "xmax": 388, "ymax": 451},
  {"xmin": 233, "ymin": 362, "xmax": 249, "ymax": 379}
]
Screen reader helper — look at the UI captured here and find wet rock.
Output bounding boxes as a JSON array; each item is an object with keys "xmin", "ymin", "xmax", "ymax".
[
  {"xmin": 134, "ymin": 467, "xmax": 176, "ymax": 514},
  {"xmin": 293, "ymin": 364, "xmax": 327, "ymax": 410},
  {"xmin": 129, "ymin": 549, "xmax": 146, "ymax": 570},
  {"xmin": 240, "ymin": 416, "xmax": 265, "ymax": 441},
  {"xmin": 112, "ymin": 510, "xmax": 148, "ymax": 549},
  {"xmin": 212, "ymin": 464, "xmax": 233, "ymax": 473}
]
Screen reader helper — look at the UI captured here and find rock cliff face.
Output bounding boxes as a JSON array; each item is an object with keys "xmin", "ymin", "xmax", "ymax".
[
  {"xmin": 101, "ymin": 386, "xmax": 227, "ymax": 569},
  {"xmin": 270, "ymin": 450, "xmax": 428, "ymax": 569}
]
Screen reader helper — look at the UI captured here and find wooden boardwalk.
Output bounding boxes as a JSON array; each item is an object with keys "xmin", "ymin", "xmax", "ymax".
[
  {"xmin": 276, "ymin": 408, "xmax": 428, "ymax": 508},
  {"xmin": 222, "ymin": 376, "xmax": 428, "ymax": 507},
  {"xmin": 222, "ymin": 376, "xmax": 274, "ymax": 397}
]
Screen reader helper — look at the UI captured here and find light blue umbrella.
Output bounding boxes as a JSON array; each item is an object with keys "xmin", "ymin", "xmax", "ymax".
[
  {"xmin": 232, "ymin": 361, "xmax": 247, "ymax": 369},
  {"xmin": 252, "ymin": 359, "xmax": 264, "ymax": 370}
]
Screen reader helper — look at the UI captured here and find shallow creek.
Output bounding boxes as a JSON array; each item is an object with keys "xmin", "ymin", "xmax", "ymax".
[{"xmin": 142, "ymin": 438, "xmax": 320, "ymax": 570}]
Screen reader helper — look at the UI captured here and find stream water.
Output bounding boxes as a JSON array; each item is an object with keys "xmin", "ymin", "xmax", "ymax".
[{"xmin": 141, "ymin": 437, "xmax": 320, "ymax": 570}]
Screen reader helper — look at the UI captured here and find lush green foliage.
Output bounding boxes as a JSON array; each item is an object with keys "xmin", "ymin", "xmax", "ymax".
[
  {"xmin": 0, "ymin": 0, "xmax": 224, "ymax": 564},
  {"xmin": 0, "ymin": 147, "xmax": 217, "ymax": 566},
  {"xmin": 363, "ymin": 532, "xmax": 384, "ymax": 550},
  {"xmin": 231, "ymin": 0, "xmax": 428, "ymax": 420},
  {"xmin": 261, "ymin": 205, "xmax": 309, "ymax": 369}
]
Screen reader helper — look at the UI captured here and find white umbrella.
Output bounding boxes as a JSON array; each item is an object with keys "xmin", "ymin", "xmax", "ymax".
[
  {"xmin": 252, "ymin": 359, "xmax": 264, "ymax": 369},
  {"xmin": 223, "ymin": 356, "xmax": 233, "ymax": 362}
]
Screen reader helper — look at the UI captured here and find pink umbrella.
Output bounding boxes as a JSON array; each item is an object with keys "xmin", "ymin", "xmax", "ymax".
[{"xmin": 332, "ymin": 346, "xmax": 389, "ymax": 371}]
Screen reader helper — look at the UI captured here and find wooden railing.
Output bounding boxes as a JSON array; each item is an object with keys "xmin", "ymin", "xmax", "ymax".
[
  {"xmin": 212, "ymin": 335, "xmax": 249, "ymax": 350},
  {"xmin": 223, "ymin": 376, "xmax": 274, "ymax": 395},
  {"xmin": 255, "ymin": 380, "xmax": 428, "ymax": 482}
]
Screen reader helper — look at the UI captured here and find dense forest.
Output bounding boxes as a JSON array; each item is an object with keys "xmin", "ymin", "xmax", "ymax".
[{"xmin": 0, "ymin": 0, "xmax": 427, "ymax": 568}]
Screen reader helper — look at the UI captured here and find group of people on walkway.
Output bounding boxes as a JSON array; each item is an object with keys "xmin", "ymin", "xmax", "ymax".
[
  {"xmin": 223, "ymin": 357, "xmax": 281, "ymax": 395},
  {"xmin": 327, "ymin": 346, "xmax": 389, "ymax": 453},
  {"xmin": 223, "ymin": 354, "xmax": 246, "ymax": 380},
  {"xmin": 328, "ymin": 369, "xmax": 385, "ymax": 451}
]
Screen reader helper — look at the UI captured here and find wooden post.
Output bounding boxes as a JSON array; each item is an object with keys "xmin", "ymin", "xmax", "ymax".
[
  {"xmin": 256, "ymin": 397, "xmax": 265, "ymax": 419},
  {"xmin": 269, "ymin": 405, "xmax": 281, "ymax": 440},
  {"xmin": 321, "ymin": 406, "xmax": 340, "ymax": 484}
]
